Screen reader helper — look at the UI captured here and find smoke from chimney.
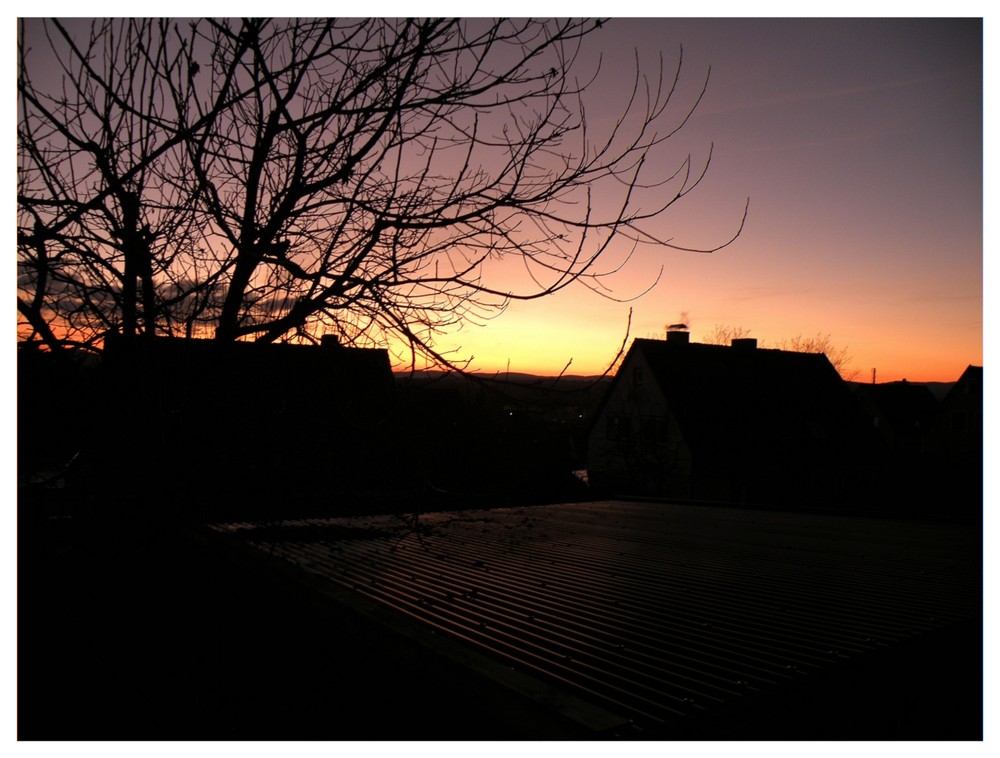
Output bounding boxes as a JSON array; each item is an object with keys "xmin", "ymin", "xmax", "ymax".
[{"xmin": 666, "ymin": 312, "xmax": 690, "ymax": 342}]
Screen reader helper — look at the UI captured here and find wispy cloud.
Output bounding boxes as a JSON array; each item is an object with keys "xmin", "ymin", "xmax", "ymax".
[{"xmin": 701, "ymin": 66, "xmax": 971, "ymax": 120}]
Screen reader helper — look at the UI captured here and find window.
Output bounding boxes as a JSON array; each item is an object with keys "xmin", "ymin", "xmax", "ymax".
[
  {"xmin": 606, "ymin": 415, "xmax": 621, "ymax": 441},
  {"xmin": 606, "ymin": 414, "xmax": 634, "ymax": 442},
  {"xmin": 640, "ymin": 416, "xmax": 654, "ymax": 444}
]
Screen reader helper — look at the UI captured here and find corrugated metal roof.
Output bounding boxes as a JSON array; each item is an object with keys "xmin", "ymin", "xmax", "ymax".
[{"xmin": 209, "ymin": 500, "xmax": 981, "ymax": 735}]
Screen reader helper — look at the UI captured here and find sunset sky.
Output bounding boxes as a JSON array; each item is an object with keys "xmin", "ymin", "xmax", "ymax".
[
  {"xmin": 12, "ymin": 8, "xmax": 986, "ymax": 385},
  {"xmin": 425, "ymin": 13, "xmax": 984, "ymax": 383}
]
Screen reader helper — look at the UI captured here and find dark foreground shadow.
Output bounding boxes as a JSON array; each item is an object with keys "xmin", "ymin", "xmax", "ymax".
[{"xmin": 19, "ymin": 514, "xmax": 982, "ymax": 741}]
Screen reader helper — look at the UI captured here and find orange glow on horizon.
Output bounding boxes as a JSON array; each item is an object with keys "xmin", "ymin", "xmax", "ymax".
[
  {"xmin": 415, "ymin": 271, "xmax": 982, "ymax": 385},
  {"xmin": 18, "ymin": 295, "xmax": 980, "ymax": 386}
]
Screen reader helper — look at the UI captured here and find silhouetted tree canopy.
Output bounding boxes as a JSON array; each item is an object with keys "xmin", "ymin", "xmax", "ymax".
[{"xmin": 18, "ymin": 18, "xmax": 745, "ymax": 368}]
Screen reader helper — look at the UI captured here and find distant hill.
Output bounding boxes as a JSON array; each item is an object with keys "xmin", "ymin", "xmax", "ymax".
[
  {"xmin": 394, "ymin": 369, "xmax": 611, "ymax": 387},
  {"xmin": 393, "ymin": 369, "xmax": 613, "ymax": 405}
]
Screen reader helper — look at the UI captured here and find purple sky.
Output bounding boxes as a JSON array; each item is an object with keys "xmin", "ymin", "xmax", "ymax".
[{"xmin": 431, "ymin": 15, "xmax": 983, "ymax": 382}]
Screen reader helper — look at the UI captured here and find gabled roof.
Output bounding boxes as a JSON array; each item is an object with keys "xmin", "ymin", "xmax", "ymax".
[
  {"xmin": 941, "ymin": 364, "xmax": 983, "ymax": 407},
  {"xmin": 601, "ymin": 337, "xmax": 878, "ymax": 468}
]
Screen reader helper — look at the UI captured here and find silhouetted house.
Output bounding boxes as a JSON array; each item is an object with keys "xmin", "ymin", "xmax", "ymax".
[
  {"xmin": 587, "ymin": 333, "xmax": 882, "ymax": 507},
  {"xmin": 100, "ymin": 334, "xmax": 394, "ymax": 509},
  {"xmin": 849, "ymin": 379, "xmax": 950, "ymax": 516},
  {"xmin": 930, "ymin": 365, "xmax": 983, "ymax": 462},
  {"xmin": 852, "ymin": 380, "xmax": 940, "ymax": 457},
  {"xmin": 926, "ymin": 365, "xmax": 983, "ymax": 514}
]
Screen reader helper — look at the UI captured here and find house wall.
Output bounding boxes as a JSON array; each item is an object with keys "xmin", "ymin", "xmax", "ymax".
[
  {"xmin": 97, "ymin": 336, "xmax": 396, "ymax": 507},
  {"xmin": 926, "ymin": 367, "xmax": 982, "ymax": 515},
  {"xmin": 587, "ymin": 349, "xmax": 693, "ymax": 498},
  {"xmin": 931, "ymin": 367, "xmax": 983, "ymax": 463}
]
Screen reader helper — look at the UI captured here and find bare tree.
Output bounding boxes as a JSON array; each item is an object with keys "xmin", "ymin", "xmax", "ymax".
[
  {"xmin": 702, "ymin": 323, "xmax": 754, "ymax": 346},
  {"xmin": 703, "ymin": 324, "xmax": 856, "ymax": 380},
  {"xmin": 775, "ymin": 333, "xmax": 857, "ymax": 381},
  {"xmin": 17, "ymin": 19, "xmax": 217, "ymax": 351},
  {"xmin": 18, "ymin": 18, "xmax": 745, "ymax": 369}
]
